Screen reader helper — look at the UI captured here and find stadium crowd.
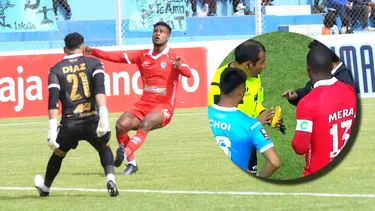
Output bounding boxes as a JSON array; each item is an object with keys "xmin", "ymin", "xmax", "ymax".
[{"xmin": 38, "ymin": 0, "xmax": 375, "ymax": 35}]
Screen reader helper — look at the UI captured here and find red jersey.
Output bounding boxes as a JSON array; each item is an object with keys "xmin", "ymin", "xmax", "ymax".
[
  {"xmin": 91, "ymin": 46, "xmax": 192, "ymax": 110},
  {"xmin": 291, "ymin": 77, "xmax": 356, "ymax": 177}
]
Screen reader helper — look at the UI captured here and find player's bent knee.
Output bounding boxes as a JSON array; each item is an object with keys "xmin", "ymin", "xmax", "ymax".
[
  {"xmin": 115, "ymin": 119, "xmax": 125, "ymax": 133},
  {"xmin": 53, "ymin": 148, "xmax": 67, "ymax": 158},
  {"xmin": 138, "ymin": 120, "xmax": 156, "ymax": 132},
  {"xmin": 116, "ymin": 119, "xmax": 135, "ymax": 134}
]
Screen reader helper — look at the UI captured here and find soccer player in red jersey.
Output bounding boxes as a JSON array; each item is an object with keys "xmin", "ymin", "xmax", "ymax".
[
  {"xmin": 84, "ymin": 22, "xmax": 193, "ymax": 175},
  {"xmin": 291, "ymin": 44, "xmax": 356, "ymax": 177}
]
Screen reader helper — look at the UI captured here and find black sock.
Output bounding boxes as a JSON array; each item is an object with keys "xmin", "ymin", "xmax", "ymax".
[
  {"xmin": 248, "ymin": 148, "xmax": 258, "ymax": 171},
  {"xmin": 44, "ymin": 153, "xmax": 64, "ymax": 188},
  {"xmin": 99, "ymin": 146, "xmax": 115, "ymax": 175}
]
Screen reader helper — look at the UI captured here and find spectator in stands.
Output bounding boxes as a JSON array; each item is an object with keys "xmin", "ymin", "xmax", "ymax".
[
  {"xmin": 313, "ymin": 0, "xmax": 326, "ymax": 13},
  {"xmin": 322, "ymin": 11, "xmax": 340, "ymax": 34},
  {"xmin": 371, "ymin": 1, "xmax": 375, "ymax": 26},
  {"xmin": 261, "ymin": 0, "xmax": 274, "ymax": 6},
  {"xmin": 348, "ymin": 0, "xmax": 375, "ymax": 31},
  {"xmin": 233, "ymin": 0, "xmax": 253, "ymax": 15},
  {"xmin": 53, "ymin": 0, "xmax": 72, "ymax": 20},
  {"xmin": 326, "ymin": 0, "xmax": 353, "ymax": 33},
  {"xmin": 190, "ymin": 0, "xmax": 217, "ymax": 16}
]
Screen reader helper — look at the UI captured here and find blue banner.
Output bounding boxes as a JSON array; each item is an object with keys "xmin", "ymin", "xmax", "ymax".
[
  {"xmin": 0, "ymin": 0, "xmax": 58, "ymax": 33},
  {"xmin": 127, "ymin": 0, "xmax": 187, "ymax": 32},
  {"xmin": 313, "ymin": 34, "xmax": 375, "ymax": 98}
]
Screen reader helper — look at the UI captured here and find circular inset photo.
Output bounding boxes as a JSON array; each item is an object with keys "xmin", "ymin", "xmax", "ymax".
[{"xmin": 207, "ymin": 32, "xmax": 359, "ymax": 183}]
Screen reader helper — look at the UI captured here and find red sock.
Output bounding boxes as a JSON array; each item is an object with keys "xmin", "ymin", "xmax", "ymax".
[
  {"xmin": 127, "ymin": 154, "xmax": 135, "ymax": 162},
  {"xmin": 116, "ymin": 133, "xmax": 130, "ymax": 146},
  {"xmin": 125, "ymin": 130, "xmax": 148, "ymax": 158}
]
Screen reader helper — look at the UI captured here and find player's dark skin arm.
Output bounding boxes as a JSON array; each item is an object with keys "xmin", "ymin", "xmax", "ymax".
[
  {"xmin": 258, "ymin": 148, "xmax": 280, "ymax": 178},
  {"xmin": 85, "ymin": 47, "xmax": 127, "ymax": 64}
]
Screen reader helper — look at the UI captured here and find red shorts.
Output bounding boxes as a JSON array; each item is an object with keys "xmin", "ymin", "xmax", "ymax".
[{"xmin": 127, "ymin": 101, "xmax": 174, "ymax": 128}]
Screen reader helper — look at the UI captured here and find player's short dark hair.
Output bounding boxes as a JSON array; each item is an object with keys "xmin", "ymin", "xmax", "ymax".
[
  {"xmin": 219, "ymin": 67, "xmax": 247, "ymax": 95},
  {"xmin": 307, "ymin": 45, "xmax": 333, "ymax": 74},
  {"xmin": 308, "ymin": 39, "xmax": 341, "ymax": 63},
  {"xmin": 64, "ymin": 32, "xmax": 84, "ymax": 50},
  {"xmin": 234, "ymin": 39, "xmax": 266, "ymax": 64},
  {"xmin": 308, "ymin": 39, "xmax": 320, "ymax": 49},
  {"xmin": 154, "ymin": 21, "xmax": 172, "ymax": 34}
]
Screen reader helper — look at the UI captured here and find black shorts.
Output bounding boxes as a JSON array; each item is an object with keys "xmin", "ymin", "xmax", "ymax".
[{"xmin": 56, "ymin": 115, "xmax": 111, "ymax": 152}]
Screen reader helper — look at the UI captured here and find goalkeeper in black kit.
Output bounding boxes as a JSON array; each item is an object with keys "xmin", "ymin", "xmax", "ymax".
[{"xmin": 34, "ymin": 32, "xmax": 119, "ymax": 197}]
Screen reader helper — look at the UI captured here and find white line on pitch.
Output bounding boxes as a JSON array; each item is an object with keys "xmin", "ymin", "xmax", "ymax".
[
  {"xmin": 0, "ymin": 112, "xmax": 207, "ymax": 127},
  {"xmin": 0, "ymin": 186, "xmax": 374, "ymax": 198}
]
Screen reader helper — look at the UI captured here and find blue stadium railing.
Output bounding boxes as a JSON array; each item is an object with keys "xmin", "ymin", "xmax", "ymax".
[{"xmin": 0, "ymin": 0, "xmax": 373, "ymax": 52}]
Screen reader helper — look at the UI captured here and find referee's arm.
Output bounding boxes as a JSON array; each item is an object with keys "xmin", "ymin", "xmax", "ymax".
[{"xmin": 254, "ymin": 103, "xmax": 266, "ymax": 117}]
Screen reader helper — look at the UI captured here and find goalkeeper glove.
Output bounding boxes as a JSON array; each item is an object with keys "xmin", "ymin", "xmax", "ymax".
[
  {"xmin": 97, "ymin": 106, "xmax": 110, "ymax": 137},
  {"xmin": 47, "ymin": 118, "xmax": 60, "ymax": 150},
  {"xmin": 271, "ymin": 105, "xmax": 286, "ymax": 135}
]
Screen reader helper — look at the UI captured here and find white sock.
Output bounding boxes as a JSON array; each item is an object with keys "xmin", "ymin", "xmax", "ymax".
[
  {"xmin": 128, "ymin": 160, "xmax": 137, "ymax": 166},
  {"xmin": 106, "ymin": 173, "xmax": 116, "ymax": 184},
  {"xmin": 40, "ymin": 183, "xmax": 50, "ymax": 192}
]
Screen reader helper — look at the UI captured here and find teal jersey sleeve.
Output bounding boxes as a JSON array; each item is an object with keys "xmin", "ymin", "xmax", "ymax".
[
  {"xmin": 208, "ymin": 105, "xmax": 274, "ymax": 171},
  {"xmin": 247, "ymin": 120, "xmax": 274, "ymax": 153}
]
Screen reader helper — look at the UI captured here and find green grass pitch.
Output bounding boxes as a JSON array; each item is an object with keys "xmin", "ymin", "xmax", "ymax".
[{"xmin": 0, "ymin": 32, "xmax": 374, "ymax": 210}]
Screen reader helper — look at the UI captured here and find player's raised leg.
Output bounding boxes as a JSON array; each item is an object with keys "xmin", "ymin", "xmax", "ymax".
[
  {"xmin": 121, "ymin": 108, "xmax": 172, "ymax": 175},
  {"xmin": 114, "ymin": 111, "xmax": 142, "ymax": 168}
]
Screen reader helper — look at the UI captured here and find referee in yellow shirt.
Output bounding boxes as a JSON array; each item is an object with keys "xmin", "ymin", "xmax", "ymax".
[{"xmin": 208, "ymin": 40, "xmax": 275, "ymax": 175}]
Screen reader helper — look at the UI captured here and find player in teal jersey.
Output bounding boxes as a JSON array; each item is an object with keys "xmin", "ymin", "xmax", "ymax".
[{"xmin": 208, "ymin": 67, "xmax": 280, "ymax": 178}]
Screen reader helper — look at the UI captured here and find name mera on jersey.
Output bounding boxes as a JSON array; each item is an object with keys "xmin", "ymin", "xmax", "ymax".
[
  {"xmin": 296, "ymin": 107, "xmax": 356, "ymax": 133},
  {"xmin": 328, "ymin": 107, "xmax": 355, "ymax": 123},
  {"xmin": 209, "ymin": 119, "xmax": 231, "ymax": 131}
]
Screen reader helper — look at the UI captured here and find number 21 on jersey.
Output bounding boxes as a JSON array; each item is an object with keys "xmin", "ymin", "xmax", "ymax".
[
  {"xmin": 330, "ymin": 119, "xmax": 353, "ymax": 159},
  {"xmin": 215, "ymin": 136, "xmax": 232, "ymax": 159},
  {"xmin": 66, "ymin": 72, "xmax": 91, "ymax": 101}
]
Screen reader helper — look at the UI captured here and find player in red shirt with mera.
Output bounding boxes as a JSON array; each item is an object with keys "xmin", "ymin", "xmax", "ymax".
[
  {"xmin": 84, "ymin": 22, "xmax": 193, "ymax": 175},
  {"xmin": 291, "ymin": 44, "xmax": 356, "ymax": 177}
]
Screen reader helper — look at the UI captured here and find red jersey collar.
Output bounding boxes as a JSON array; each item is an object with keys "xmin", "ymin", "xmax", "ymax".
[
  {"xmin": 313, "ymin": 77, "xmax": 338, "ymax": 89},
  {"xmin": 147, "ymin": 46, "xmax": 170, "ymax": 60}
]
